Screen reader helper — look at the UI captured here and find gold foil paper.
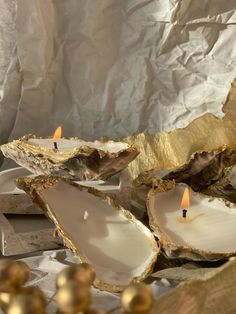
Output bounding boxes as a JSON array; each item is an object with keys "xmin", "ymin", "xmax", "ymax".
[
  {"xmin": 124, "ymin": 79, "xmax": 236, "ymax": 181},
  {"xmin": 151, "ymin": 258, "xmax": 236, "ymax": 314}
]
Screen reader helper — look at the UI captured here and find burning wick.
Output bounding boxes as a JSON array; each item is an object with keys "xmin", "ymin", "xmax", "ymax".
[
  {"xmin": 52, "ymin": 126, "xmax": 62, "ymax": 151},
  {"xmin": 83, "ymin": 211, "xmax": 89, "ymax": 221},
  {"xmin": 180, "ymin": 187, "xmax": 190, "ymax": 220},
  {"xmin": 182, "ymin": 208, "xmax": 187, "ymax": 218}
]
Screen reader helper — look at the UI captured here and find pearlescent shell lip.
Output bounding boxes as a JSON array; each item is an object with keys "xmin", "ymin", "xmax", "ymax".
[
  {"xmin": 0, "ymin": 135, "xmax": 139, "ymax": 181},
  {"xmin": 147, "ymin": 180, "xmax": 236, "ymax": 261},
  {"xmin": 16, "ymin": 175, "xmax": 159, "ymax": 292}
]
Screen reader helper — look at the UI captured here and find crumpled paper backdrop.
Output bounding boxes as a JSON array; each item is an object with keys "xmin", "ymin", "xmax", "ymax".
[
  {"xmin": 1, "ymin": 0, "xmax": 236, "ymax": 152},
  {"xmin": 1, "ymin": 1, "xmax": 236, "ymax": 312}
]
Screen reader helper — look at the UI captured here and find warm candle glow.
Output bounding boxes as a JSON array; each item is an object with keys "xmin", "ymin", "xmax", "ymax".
[
  {"xmin": 53, "ymin": 126, "xmax": 62, "ymax": 139},
  {"xmin": 180, "ymin": 187, "xmax": 190, "ymax": 209}
]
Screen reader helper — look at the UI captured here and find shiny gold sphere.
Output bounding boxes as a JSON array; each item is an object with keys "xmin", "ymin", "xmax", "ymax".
[
  {"xmin": 87, "ymin": 309, "xmax": 107, "ymax": 314},
  {"xmin": 0, "ymin": 260, "xmax": 30, "ymax": 290},
  {"xmin": 56, "ymin": 263, "xmax": 96, "ymax": 289},
  {"xmin": 121, "ymin": 283, "xmax": 153, "ymax": 314},
  {"xmin": 6, "ymin": 294, "xmax": 46, "ymax": 314},
  {"xmin": 0, "ymin": 260, "xmax": 13, "ymax": 291},
  {"xmin": 0, "ymin": 292, "xmax": 15, "ymax": 312},
  {"xmin": 20, "ymin": 286, "xmax": 47, "ymax": 306},
  {"xmin": 56, "ymin": 281, "xmax": 91, "ymax": 313},
  {"xmin": 7, "ymin": 261, "xmax": 30, "ymax": 287}
]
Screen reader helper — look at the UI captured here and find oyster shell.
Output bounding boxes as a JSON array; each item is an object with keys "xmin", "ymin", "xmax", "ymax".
[
  {"xmin": 136, "ymin": 146, "xmax": 236, "ymax": 191},
  {"xmin": 0, "ymin": 135, "xmax": 139, "ymax": 180},
  {"xmin": 16, "ymin": 176, "xmax": 159, "ymax": 292},
  {"xmin": 206, "ymin": 165, "xmax": 236, "ymax": 202},
  {"xmin": 147, "ymin": 180, "xmax": 236, "ymax": 261}
]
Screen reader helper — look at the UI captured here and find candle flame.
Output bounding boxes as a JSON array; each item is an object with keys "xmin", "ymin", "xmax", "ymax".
[
  {"xmin": 181, "ymin": 187, "xmax": 190, "ymax": 209},
  {"xmin": 53, "ymin": 126, "xmax": 62, "ymax": 139}
]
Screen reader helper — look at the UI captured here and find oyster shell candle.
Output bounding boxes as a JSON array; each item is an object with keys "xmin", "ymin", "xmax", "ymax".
[
  {"xmin": 0, "ymin": 128, "xmax": 139, "ymax": 180},
  {"xmin": 147, "ymin": 180, "xmax": 236, "ymax": 261},
  {"xmin": 17, "ymin": 176, "xmax": 159, "ymax": 292}
]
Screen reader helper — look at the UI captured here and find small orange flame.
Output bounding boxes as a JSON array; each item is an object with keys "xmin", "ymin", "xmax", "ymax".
[
  {"xmin": 181, "ymin": 187, "xmax": 190, "ymax": 209},
  {"xmin": 53, "ymin": 126, "xmax": 62, "ymax": 139}
]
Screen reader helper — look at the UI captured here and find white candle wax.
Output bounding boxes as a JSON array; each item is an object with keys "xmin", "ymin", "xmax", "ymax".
[
  {"xmin": 28, "ymin": 138, "xmax": 128, "ymax": 153},
  {"xmin": 149, "ymin": 183, "xmax": 236, "ymax": 253},
  {"xmin": 41, "ymin": 180, "xmax": 157, "ymax": 287}
]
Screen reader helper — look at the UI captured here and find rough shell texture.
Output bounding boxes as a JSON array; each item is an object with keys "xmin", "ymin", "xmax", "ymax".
[
  {"xmin": 206, "ymin": 166, "xmax": 236, "ymax": 203},
  {"xmin": 0, "ymin": 135, "xmax": 139, "ymax": 180},
  {"xmin": 16, "ymin": 175, "xmax": 159, "ymax": 292},
  {"xmin": 147, "ymin": 179, "xmax": 236, "ymax": 261},
  {"xmin": 135, "ymin": 146, "xmax": 236, "ymax": 191}
]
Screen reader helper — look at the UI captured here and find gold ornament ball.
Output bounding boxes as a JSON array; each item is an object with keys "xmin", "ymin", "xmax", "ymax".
[
  {"xmin": 0, "ymin": 292, "xmax": 14, "ymax": 312},
  {"xmin": 56, "ymin": 263, "xmax": 96, "ymax": 289},
  {"xmin": 56, "ymin": 281, "xmax": 91, "ymax": 314},
  {"xmin": 6, "ymin": 294, "xmax": 46, "ymax": 314},
  {"xmin": 7, "ymin": 261, "xmax": 30, "ymax": 287},
  {"xmin": 87, "ymin": 309, "xmax": 107, "ymax": 314},
  {"xmin": 121, "ymin": 283, "xmax": 153, "ymax": 314},
  {"xmin": 20, "ymin": 286, "xmax": 47, "ymax": 306},
  {"xmin": 0, "ymin": 260, "xmax": 30, "ymax": 289},
  {"xmin": 0, "ymin": 260, "xmax": 13, "ymax": 291}
]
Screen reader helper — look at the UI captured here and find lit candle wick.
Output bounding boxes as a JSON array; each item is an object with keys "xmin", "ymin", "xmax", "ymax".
[
  {"xmin": 182, "ymin": 208, "xmax": 187, "ymax": 219},
  {"xmin": 83, "ymin": 211, "xmax": 89, "ymax": 221},
  {"xmin": 180, "ymin": 186, "xmax": 189, "ymax": 219},
  {"xmin": 53, "ymin": 142, "xmax": 58, "ymax": 150}
]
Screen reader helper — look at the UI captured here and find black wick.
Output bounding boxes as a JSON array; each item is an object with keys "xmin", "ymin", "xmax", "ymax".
[
  {"xmin": 53, "ymin": 142, "xmax": 58, "ymax": 150},
  {"xmin": 182, "ymin": 208, "xmax": 187, "ymax": 218}
]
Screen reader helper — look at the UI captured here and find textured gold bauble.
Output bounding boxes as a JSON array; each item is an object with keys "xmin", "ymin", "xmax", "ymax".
[
  {"xmin": 20, "ymin": 286, "xmax": 47, "ymax": 306},
  {"xmin": 56, "ymin": 281, "xmax": 91, "ymax": 314},
  {"xmin": 56, "ymin": 263, "xmax": 96, "ymax": 289},
  {"xmin": 6, "ymin": 294, "xmax": 46, "ymax": 314},
  {"xmin": 0, "ymin": 292, "xmax": 14, "ymax": 312},
  {"xmin": 121, "ymin": 283, "xmax": 153, "ymax": 314},
  {"xmin": 0, "ymin": 260, "xmax": 30, "ymax": 290},
  {"xmin": 7, "ymin": 261, "xmax": 30, "ymax": 287},
  {"xmin": 87, "ymin": 309, "xmax": 107, "ymax": 314}
]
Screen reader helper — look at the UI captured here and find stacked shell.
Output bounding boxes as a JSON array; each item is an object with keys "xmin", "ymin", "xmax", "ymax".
[{"xmin": 0, "ymin": 135, "xmax": 139, "ymax": 180}]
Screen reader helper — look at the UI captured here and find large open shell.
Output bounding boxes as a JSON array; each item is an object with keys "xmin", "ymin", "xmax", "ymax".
[
  {"xmin": 147, "ymin": 180, "xmax": 236, "ymax": 261},
  {"xmin": 16, "ymin": 176, "xmax": 158, "ymax": 292},
  {"xmin": 0, "ymin": 135, "xmax": 139, "ymax": 180}
]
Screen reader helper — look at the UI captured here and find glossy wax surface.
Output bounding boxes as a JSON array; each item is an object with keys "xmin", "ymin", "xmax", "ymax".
[
  {"xmin": 28, "ymin": 138, "xmax": 129, "ymax": 153},
  {"xmin": 149, "ymin": 184, "xmax": 236, "ymax": 253},
  {"xmin": 42, "ymin": 181, "xmax": 156, "ymax": 285}
]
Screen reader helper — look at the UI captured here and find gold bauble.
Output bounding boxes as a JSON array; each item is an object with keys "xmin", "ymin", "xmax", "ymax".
[
  {"xmin": 7, "ymin": 294, "xmax": 46, "ymax": 314},
  {"xmin": 0, "ymin": 292, "xmax": 15, "ymax": 312},
  {"xmin": 0, "ymin": 260, "xmax": 13, "ymax": 292},
  {"xmin": 20, "ymin": 286, "xmax": 47, "ymax": 306},
  {"xmin": 56, "ymin": 281, "xmax": 91, "ymax": 314},
  {"xmin": 121, "ymin": 283, "xmax": 153, "ymax": 314},
  {"xmin": 56, "ymin": 263, "xmax": 96, "ymax": 289},
  {"xmin": 0, "ymin": 260, "xmax": 30, "ymax": 290},
  {"xmin": 8, "ymin": 261, "xmax": 30, "ymax": 287},
  {"xmin": 87, "ymin": 309, "xmax": 107, "ymax": 314},
  {"xmin": 0, "ymin": 260, "xmax": 11, "ymax": 271}
]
